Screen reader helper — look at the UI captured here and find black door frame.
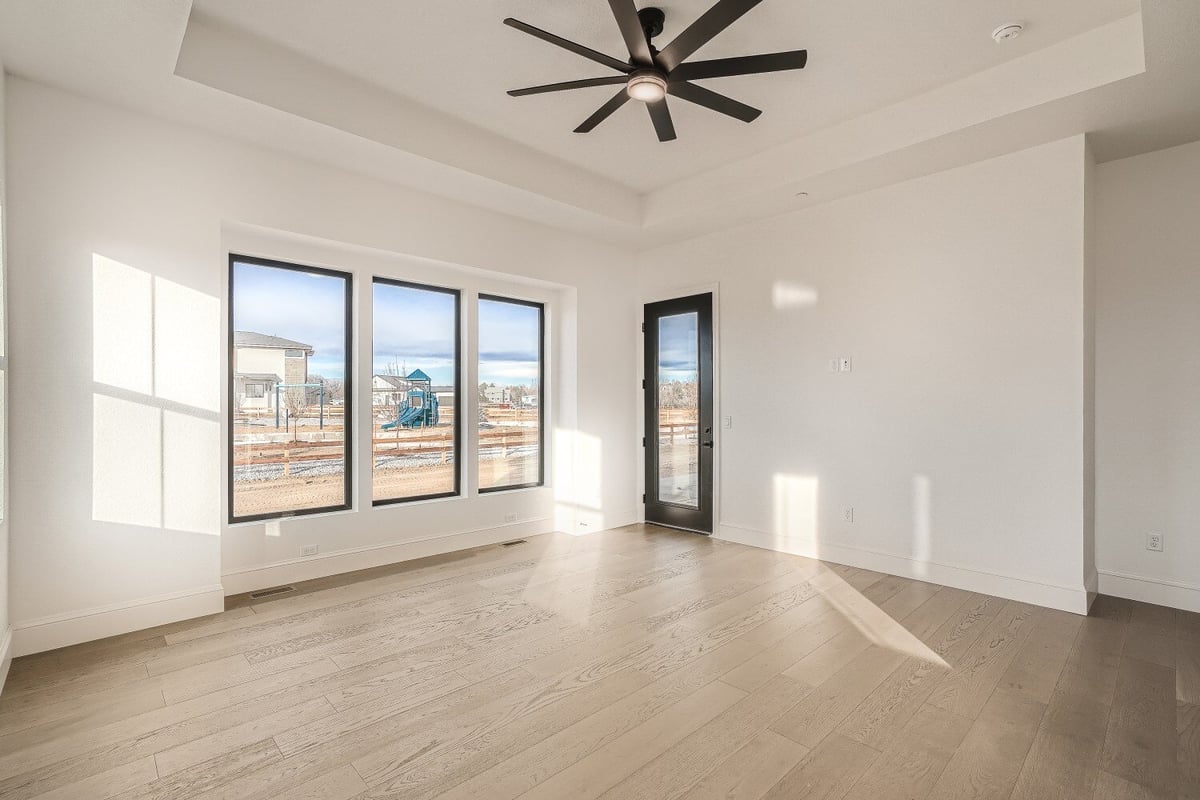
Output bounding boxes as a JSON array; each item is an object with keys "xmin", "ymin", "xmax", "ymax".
[{"xmin": 643, "ymin": 292, "xmax": 715, "ymax": 534}]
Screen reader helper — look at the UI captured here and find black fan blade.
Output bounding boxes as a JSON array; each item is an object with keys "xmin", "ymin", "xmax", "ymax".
[
  {"xmin": 647, "ymin": 99, "xmax": 677, "ymax": 142},
  {"xmin": 656, "ymin": 0, "xmax": 764, "ymax": 72},
  {"xmin": 668, "ymin": 81, "xmax": 761, "ymax": 122},
  {"xmin": 608, "ymin": 0, "xmax": 654, "ymax": 66},
  {"xmin": 504, "ymin": 18, "xmax": 632, "ymax": 74},
  {"xmin": 670, "ymin": 50, "xmax": 807, "ymax": 81},
  {"xmin": 509, "ymin": 76, "xmax": 629, "ymax": 97},
  {"xmin": 575, "ymin": 90, "xmax": 632, "ymax": 133}
]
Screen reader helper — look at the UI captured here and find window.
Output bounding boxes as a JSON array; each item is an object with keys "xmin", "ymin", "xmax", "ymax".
[
  {"xmin": 372, "ymin": 278, "xmax": 460, "ymax": 504},
  {"xmin": 229, "ymin": 255, "xmax": 352, "ymax": 522},
  {"xmin": 478, "ymin": 295, "xmax": 543, "ymax": 491}
]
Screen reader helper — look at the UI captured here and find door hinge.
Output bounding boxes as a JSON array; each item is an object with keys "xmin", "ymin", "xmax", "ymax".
[
  {"xmin": 642, "ymin": 493, "xmax": 646, "ymax": 504},
  {"xmin": 641, "ymin": 322, "xmax": 645, "ymax": 332},
  {"xmin": 642, "ymin": 436, "xmax": 646, "ymax": 447},
  {"xmin": 641, "ymin": 379, "xmax": 646, "ymax": 389}
]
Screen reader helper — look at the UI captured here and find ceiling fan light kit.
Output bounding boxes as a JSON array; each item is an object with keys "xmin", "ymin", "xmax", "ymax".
[
  {"xmin": 504, "ymin": 0, "xmax": 808, "ymax": 142},
  {"xmin": 626, "ymin": 70, "xmax": 668, "ymax": 102}
]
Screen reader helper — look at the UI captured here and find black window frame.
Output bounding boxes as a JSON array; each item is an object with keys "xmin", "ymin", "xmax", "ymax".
[
  {"xmin": 228, "ymin": 254, "xmax": 354, "ymax": 524},
  {"xmin": 371, "ymin": 276, "xmax": 462, "ymax": 506},
  {"xmin": 477, "ymin": 293, "xmax": 545, "ymax": 494}
]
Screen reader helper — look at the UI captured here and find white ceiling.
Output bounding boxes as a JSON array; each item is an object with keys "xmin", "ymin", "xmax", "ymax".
[
  {"xmin": 1, "ymin": 1, "xmax": 1198, "ymax": 249},
  {"xmin": 192, "ymin": 0, "xmax": 1138, "ymax": 192}
]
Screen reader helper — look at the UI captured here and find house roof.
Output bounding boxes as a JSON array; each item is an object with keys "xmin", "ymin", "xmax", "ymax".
[
  {"xmin": 374, "ymin": 374, "xmax": 407, "ymax": 389},
  {"xmin": 406, "ymin": 369, "xmax": 431, "ymax": 383},
  {"xmin": 236, "ymin": 372, "xmax": 282, "ymax": 382},
  {"xmin": 234, "ymin": 331, "xmax": 313, "ymax": 352}
]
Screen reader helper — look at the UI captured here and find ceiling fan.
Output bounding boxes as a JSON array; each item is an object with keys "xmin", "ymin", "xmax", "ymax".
[{"xmin": 504, "ymin": 0, "xmax": 807, "ymax": 142}]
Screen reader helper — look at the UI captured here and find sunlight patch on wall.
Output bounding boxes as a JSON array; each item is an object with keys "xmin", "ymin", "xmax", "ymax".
[
  {"xmin": 93, "ymin": 394, "xmax": 161, "ymax": 527},
  {"xmin": 772, "ymin": 474, "xmax": 819, "ymax": 551},
  {"xmin": 164, "ymin": 411, "xmax": 220, "ymax": 535},
  {"xmin": 93, "ymin": 255, "xmax": 153, "ymax": 394},
  {"xmin": 771, "ymin": 282, "xmax": 819, "ymax": 310},
  {"xmin": 155, "ymin": 276, "xmax": 220, "ymax": 412},
  {"xmin": 554, "ymin": 428, "xmax": 604, "ymax": 535},
  {"xmin": 912, "ymin": 474, "xmax": 932, "ymax": 578},
  {"xmin": 91, "ymin": 254, "xmax": 221, "ymax": 535}
]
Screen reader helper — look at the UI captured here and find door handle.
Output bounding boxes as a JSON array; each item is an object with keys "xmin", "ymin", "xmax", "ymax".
[{"xmin": 701, "ymin": 441, "xmax": 714, "ymax": 448}]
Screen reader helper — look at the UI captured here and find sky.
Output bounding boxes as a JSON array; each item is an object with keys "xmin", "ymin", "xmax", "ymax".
[
  {"xmin": 232, "ymin": 262, "xmax": 541, "ymax": 389},
  {"xmin": 658, "ymin": 312, "xmax": 699, "ymax": 383},
  {"xmin": 233, "ymin": 261, "xmax": 348, "ymax": 379},
  {"xmin": 373, "ymin": 281, "xmax": 457, "ymax": 385},
  {"xmin": 478, "ymin": 297, "xmax": 540, "ymax": 387}
]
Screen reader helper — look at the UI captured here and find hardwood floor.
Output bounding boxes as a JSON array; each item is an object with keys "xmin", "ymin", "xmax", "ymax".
[{"xmin": 0, "ymin": 524, "xmax": 1195, "ymax": 799}]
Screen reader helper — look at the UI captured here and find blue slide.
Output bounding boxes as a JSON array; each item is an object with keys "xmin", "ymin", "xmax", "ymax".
[{"xmin": 382, "ymin": 404, "xmax": 424, "ymax": 431}]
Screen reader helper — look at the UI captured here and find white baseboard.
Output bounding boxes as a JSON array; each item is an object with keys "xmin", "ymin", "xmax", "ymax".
[
  {"xmin": 0, "ymin": 627, "xmax": 13, "ymax": 696},
  {"xmin": 718, "ymin": 524, "xmax": 1091, "ymax": 615},
  {"xmin": 221, "ymin": 517, "xmax": 557, "ymax": 596},
  {"xmin": 1097, "ymin": 569, "xmax": 1200, "ymax": 613},
  {"xmin": 11, "ymin": 585, "xmax": 225, "ymax": 658}
]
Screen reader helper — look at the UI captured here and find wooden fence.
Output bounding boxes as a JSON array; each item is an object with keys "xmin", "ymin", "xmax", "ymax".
[{"xmin": 234, "ymin": 427, "xmax": 539, "ymax": 471}]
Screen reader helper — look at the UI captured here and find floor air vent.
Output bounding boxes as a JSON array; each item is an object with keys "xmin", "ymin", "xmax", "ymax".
[
  {"xmin": 500, "ymin": 539, "xmax": 528, "ymax": 547},
  {"xmin": 249, "ymin": 585, "xmax": 295, "ymax": 599}
]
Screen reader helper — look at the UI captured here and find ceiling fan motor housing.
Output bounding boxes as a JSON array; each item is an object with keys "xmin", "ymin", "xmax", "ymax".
[{"xmin": 638, "ymin": 7, "xmax": 666, "ymax": 41}]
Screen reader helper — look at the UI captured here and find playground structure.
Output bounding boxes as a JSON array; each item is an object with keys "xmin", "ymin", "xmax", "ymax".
[{"xmin": 380, "ymin": 369, "xmax": 441, "ymax": 431}]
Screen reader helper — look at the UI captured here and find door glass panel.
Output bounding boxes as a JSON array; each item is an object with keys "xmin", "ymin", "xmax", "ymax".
[{"xmin": 657, "ymin": 312, "xmax": 699, "ymax": 508}]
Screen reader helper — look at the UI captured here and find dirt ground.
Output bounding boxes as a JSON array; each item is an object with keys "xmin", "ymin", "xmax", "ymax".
[{"xmin": 232, "ymin": 452, "xmax": 542, "ymax": 517}]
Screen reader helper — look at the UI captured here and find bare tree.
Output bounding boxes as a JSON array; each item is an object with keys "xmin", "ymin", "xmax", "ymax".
[
  {"xmin": 310, "ymin": 374, "xmax": 344, "ymax": 404},
  {"xmin": 281, "ymin": 386, "xmax": 307, "ymax": 441}
]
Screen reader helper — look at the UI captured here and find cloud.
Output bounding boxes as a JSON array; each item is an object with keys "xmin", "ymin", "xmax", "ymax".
[{"xmin": 232, "ymin": 262, "xmax": 348, "ymax": 367}]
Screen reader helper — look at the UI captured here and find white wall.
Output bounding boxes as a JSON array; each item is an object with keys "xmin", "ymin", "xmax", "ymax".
[
  {"xmin": 5, "ymin": 78, "xmax": 638, "ymax": 655},
  {"xmin": 0, "ymin": 65, "xmax": 13, "ymax": 684},
  {"xmin": 637, "ymin": 136, "xmax": 1093, "ymax": 613},
  {"xmin": 1094, "ymin": 139, "xmax": 1200, "ymax": 612}
]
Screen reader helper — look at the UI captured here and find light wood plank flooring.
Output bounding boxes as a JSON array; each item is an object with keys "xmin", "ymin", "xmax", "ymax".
[{"xmin": 0, "ymin": 524, "xmax": 1196, "ymax": 799}]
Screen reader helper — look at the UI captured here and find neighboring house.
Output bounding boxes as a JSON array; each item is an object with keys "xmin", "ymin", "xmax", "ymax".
[
  {"xmin": 483, "ymin": 385, "xmax": 511, "ymax": 405},
  {"xmin": 372, "ymin": 374, "xmax": 408, "ymax": 407},
  {"xmin": 520, "ymin": 394, "xmax": 539, "ymax": 408},
  {"xmin": 234, "ymin": 331, "xmax": 313, "ymax": 410},
  {"xmin": 433, "ymin": 385, "xmax": 455, "ymax": 417}
]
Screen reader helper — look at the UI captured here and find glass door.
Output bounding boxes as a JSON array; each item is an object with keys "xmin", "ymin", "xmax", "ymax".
[{"xmin": 644, "ymin": 293, "xmax": 714, "ymax": 533}]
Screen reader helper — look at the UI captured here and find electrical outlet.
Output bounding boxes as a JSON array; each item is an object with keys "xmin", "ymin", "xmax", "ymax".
[
  {"xmin": 504, "ymin": 513, "xmax": 517, "ymax": 523},
  {"xmin": 1146, "ymin": 533, "xmax": 1163, "ymax": 552},
  {"xmin": 300, "ymin": 544, "xmax": 319, "ymax": 557},
  {"xmin": 843, "ymin": 507, "xmax": 854, "ymax": 523},
  {"xmin": 723, "ymin": 416, "xmax": 733, "ymax": 430}
]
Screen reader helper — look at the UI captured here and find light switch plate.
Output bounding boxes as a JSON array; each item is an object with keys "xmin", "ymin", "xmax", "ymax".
[{"xmin": 840, "ymin": 357, "xmax": 853, "ymax": 372}]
